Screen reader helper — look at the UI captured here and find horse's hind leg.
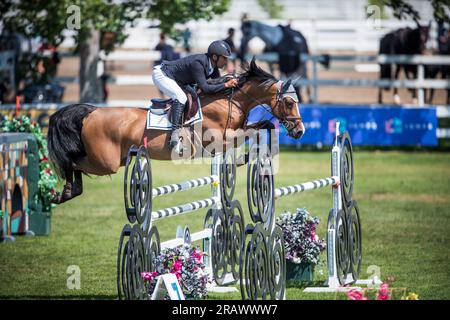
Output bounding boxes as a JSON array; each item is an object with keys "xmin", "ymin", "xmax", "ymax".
[
  {"xmin": 52, "ymin": 169, "xmax": 84, "ymax": 204},
  {"xmin": 72, "ymin": 170, "xmax": 83, "ymax": 197}
]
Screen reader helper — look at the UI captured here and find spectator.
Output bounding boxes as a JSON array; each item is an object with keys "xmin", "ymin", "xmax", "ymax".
[
  {"xmin": 154, "ymin": 33, "xmax": 180, "ymax": 66},
  {"xmin": 224, "ymin": 28, "xmax": 236, "ymax": 54},
  {"xmin": 223, "ymin": 28, "xmax": 237, "ymax": 73},
  {"xmin": 181, "ymin": 27, "xmax": 192, "ymax": 53}
]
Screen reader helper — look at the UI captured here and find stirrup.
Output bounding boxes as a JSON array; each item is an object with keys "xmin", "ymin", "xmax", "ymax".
[{"xmin": 171, "ymin": 138, "xmax": 184, "ymax": 156}]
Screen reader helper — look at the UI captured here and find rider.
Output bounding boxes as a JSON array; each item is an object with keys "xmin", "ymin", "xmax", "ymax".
[{"xmin": 152, "ymin": 40, "xmax": 238, "ymax": 154}]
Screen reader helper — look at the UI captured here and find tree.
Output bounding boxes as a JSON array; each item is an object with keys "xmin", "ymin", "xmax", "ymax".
[
  {"xmin": 146, "ymin": 0, "xmax": 230, "ymax": 36},
  {"xmin": 368, "ymin": 0, "xmax": 450, "ymax": 24},
  {"xmin": 257, "ymin": 0, "xmax": 284, "ymax": 19},
  {"xmin": 1, "ymin": 0, "xmax": 230, "ymax": 103}
]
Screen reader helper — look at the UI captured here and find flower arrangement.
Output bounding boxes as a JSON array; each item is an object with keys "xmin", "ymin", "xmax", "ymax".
[
  {"xmin": 1, "ymin": 115, "xmax": 58, "ymax": 212},
  {"xmin": 276, "ymin": 208, "xmax": 326, "ymax": 265},
  {"xmin": 347, "ymin": 276, "xmax": 419, "ymax": 300},
  {"xmin": 141, "ymin": 244, "xmax": 210, "ymax": 299},
  {"xmin": 347, "ymin": 283, "xmax": 391, "ymax": 300}
]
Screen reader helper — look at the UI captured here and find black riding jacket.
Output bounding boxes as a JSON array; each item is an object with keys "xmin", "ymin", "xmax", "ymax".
[{"xmin": 161, "ymin": 53, "xmax": 225, "ymax": 94}]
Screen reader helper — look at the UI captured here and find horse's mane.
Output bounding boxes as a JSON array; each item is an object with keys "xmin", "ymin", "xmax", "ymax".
[
  {"xmin": 238, "ymin": 57, "xmax": 277, "ymax": 90},
  {"xmin": 199, "ymin": 57, "xmax": 277, "ymax": 103}
]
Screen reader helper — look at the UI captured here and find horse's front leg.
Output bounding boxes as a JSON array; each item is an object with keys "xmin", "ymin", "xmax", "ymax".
[
  {"xmin": 406, "ymin": 67, "xmax": 418, "ymax": 103},
  {"xmin": 393, "ymin": 64, "xmax": 402, "ymax": 104}
]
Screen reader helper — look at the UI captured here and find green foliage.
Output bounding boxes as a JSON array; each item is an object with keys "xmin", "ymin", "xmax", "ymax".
[
  {"xmin": 1, "ymin": 115, "xmax": 58, "ymax": 212},
  {"xmin": 146, "ymin": 0, "xmax": 230, "ymax": 36},
  {"xmin": 374, "ymin": 0, "xmax": 450, "ymax": 24},
  {"xmin": 257, "ymin": 0, "xmax": 284, "ymax": 18},
  {"xmin": 430, "ymin": 0, "xmax": 450, "ymax": 23},
  {"xmin": 1, "ymin": 0, "xmax": 144, "ymax": 53},
  {"xmin": 1, "ymin": 0, "xmax": 231, "ymax": 52},
  {"xmin": 366, "ymin": 0, "xmax": 388, "ymax": 20}
]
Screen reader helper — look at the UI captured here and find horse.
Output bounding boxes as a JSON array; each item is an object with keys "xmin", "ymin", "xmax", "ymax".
[
  {"xmin": 47, "ymin": 58, "xmax": 305, "ymax": 204},
  {"xmin": 426, "ymin": 21, "xmax": 450, "ymax": 105},
  {"xmin": 239, "ymin": 20, "xmax": 329, "ymax": 103},
  {"xmin": 378, "ymin": 22, "xmax": 431, "ymax": 104}
]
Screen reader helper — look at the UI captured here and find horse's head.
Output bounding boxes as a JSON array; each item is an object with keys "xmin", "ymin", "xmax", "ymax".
[
  {"xmin": 270, "ymin": 79, "xmax": 305, "ymax": 139},
  {"xmin": 237, "ymin": 58, "xmax": 305, "ymax": 139},
  {"xmin": 413, "ymin": 20, "xmax": 431, "ymax": 53}
]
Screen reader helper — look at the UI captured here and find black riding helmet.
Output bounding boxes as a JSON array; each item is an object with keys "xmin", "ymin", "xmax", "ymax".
[{"xmin": 207, "ymin": 40, "xmax": 232, "ymax": 58}]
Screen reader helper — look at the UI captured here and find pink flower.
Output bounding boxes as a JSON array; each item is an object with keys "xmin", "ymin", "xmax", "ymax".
[
  {"xmin": 141, "ymin": 272, "xmax": 155, "ymax": 282},
  {"xmin": 347, "ymin": 288, "xmax": 367, "ymax": 300},
  {"xmin": 171, "ymin": 260, "xmax": 183, "ymax": 277},
  {"xmin": 377, "ymin": 283, "xmax": 390, "ymax": 300},
  {"xmin": 193, "ymin": 251, "xmax": 203, "ymax": 263}
]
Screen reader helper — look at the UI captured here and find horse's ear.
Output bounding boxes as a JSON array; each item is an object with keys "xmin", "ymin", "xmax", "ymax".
[
  {"xmin": 282, "ymin": 79, "xmax": 291, "ymax": 93},
  {"xmin": 413, "ymin": 16, "xmax": 422, "ymax": 28},
  {"xmin": 251, "ymin": 55, "xmax": 257, "ymax": 68}
]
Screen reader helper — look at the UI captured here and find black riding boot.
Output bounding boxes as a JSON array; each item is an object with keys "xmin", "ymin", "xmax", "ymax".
[{"xmin": 169, "ymin": 100, "xmax": 185, "ymax": 154}]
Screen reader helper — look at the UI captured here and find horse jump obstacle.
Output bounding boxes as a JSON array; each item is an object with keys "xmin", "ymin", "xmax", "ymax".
[
  {"xmin": 248, "ymin": 122, "xmax": 370, "ymax": 293},
  {"xmin": 0, "ymin": 133, "xmax": 50, "ymax": 242},
  {"xmin": 116, "ymin": 122, "xmax": 370, "ymax": 299},
  {"xmin": 117, "ymin": 146, "xmax": 249, "ymax": 300}
]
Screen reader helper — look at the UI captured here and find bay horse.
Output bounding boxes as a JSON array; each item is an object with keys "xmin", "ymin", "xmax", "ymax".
[
  {"xmin": 378, "ymin": 22, "xmax": 430, "ymax": 104},
  {"xmin": 47, "ymin": 58, "xmax": 305, "ymax": 204}
]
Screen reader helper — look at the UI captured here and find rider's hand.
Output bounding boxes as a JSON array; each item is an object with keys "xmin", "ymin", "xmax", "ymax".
[{"xmin": 225, "ymin": 78, "xmax": 238, "ymax": 88}]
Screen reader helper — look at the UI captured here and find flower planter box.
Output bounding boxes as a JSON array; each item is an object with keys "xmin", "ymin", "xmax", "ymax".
[{"xmin": 286, "ymin": 261, "xmax": 315, "ymax": 284}]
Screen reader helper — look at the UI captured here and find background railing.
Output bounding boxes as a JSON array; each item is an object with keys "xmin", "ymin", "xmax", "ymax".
[{"xmin": 244, "ymin": 53, "xmax": 450, "ymax": 107}]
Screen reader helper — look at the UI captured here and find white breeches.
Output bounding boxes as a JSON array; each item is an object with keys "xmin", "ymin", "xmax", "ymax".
[{"xmin": 152, "ymin": 65, "xmax": 187, "ymax": 104}]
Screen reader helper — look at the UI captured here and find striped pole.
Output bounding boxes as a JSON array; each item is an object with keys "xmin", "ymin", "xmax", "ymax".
[
  {"xmin": 151, "ymin": 196, "xmax": 220, "ymax": 221},
  {"xmin": 274, "ymin": 176, "xmax": 340, "ymax": 199},
  {"xmin": 152, "ymin": 175, "xmax": 219, "ymax": 197}
]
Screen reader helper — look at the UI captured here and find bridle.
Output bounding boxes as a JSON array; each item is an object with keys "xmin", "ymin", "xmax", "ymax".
[{"xmin": 228, "ymin": 79, "xmax": 302, "ymax": 132}]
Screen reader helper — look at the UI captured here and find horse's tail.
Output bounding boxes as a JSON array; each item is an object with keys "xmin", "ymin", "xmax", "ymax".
[{"xmin": 47, "ymin": 103, "xmax": 96, "ymax": 179}]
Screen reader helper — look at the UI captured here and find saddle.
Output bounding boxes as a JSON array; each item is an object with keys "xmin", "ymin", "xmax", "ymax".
[{"xmin": 149, "ymin": 85, "xmax": 200, "ymax": 124}]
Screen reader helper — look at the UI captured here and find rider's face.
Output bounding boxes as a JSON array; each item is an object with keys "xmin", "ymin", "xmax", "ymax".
[{"xmin": 214, "ymin": 55, "xmax": 228, "ymax": 69}]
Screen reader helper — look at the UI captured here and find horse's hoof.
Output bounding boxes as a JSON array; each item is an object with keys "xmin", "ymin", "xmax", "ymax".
[{"xmin": 51, "ymin": 193, "xmax": 62, "ymax": 204}]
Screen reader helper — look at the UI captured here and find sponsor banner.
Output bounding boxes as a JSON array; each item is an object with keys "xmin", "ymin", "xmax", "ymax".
[{"xmin": 248, "ymin": 104, "xmax": 438, "ymax": 147}]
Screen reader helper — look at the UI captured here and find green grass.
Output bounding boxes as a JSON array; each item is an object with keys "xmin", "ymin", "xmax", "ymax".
[{"xmin": 1, "ymin": 151, "xmax": 449, "ymax": 300}]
